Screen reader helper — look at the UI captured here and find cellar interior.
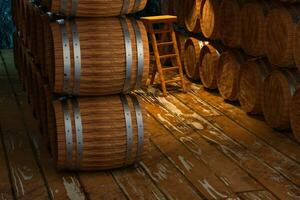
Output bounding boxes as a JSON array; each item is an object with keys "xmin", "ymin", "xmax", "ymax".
[{"xmin": 0, "ymin": 0, "xmax": 300, "ymax": 199}]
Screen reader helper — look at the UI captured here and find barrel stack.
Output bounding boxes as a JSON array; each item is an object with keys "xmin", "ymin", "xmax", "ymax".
[
  {"xmin": 12, "ymin": 0, "xmax": 150, "ymax": 170},
  {"xmin": 161, "ymin": 0, "xmax": 300, "ymax": 143}
]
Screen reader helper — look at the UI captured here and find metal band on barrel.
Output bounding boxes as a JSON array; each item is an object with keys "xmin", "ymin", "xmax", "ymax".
[
  {"xmin": 131, "ymin": 19, "xmax": 144, "ymax": 89},
  {"xmin": 72, "ymin": 98, "xmax": 83, "ymax": 169},
  {"xmin": 59, "ymin": 20, "xmax": 72, "ymax": 95},
  {"xmin": 71, "ymin": 21, "xmax": 81, "ymax": 95},
  {"xmin": 121, "ymin": 0, "xmax": 129, "ymax": 15},
  {"xmin": 62, "ymin": 99, "xmax": 73, "ymax": 168},
  {"xmin": 120, "ymin": 18, "xmax": 133, "ymax": 93},
  {"xmin": 130, "ymin": 95, "xmax": 144, "ymax": 163},
  {"xmin": 71, "ymin": 0, "xmax": 78, "ymax": 16},
  {"xmin": 120, "ymin": 95, "xmax": 133, "ymax": 165},
  {"xmin": 60, "ymin": 0, "xmax": 67, "ymax": 15},
  {"xmin": 133, "ymin": 0, "xmax": 141, "ymax": 12}
]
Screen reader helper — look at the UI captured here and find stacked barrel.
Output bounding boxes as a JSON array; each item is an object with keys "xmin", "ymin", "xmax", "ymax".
[
  {"xmin": 12, "ymin": 0, "xmax": 150, "ymax": 170},
  {"xmin": 161, "ymin": 0, "xmax": 300, "ymax": 143}
]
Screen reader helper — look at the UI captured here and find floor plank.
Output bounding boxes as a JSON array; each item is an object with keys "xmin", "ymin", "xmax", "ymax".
[
  {"xmin": 140, "ymin": 142, "xmax": 203, "ymax": 200},
  {"xmin": 238, "ymin": 190, "xmax": 278, "ymax": 200},
  {"xmin": 140, "ymin": 90, "xmax": 300, "ymax": 200},
  {"xmin": 173, "ymin": 91, "xmax": 300, "ymax": 187},
  {"xmin": 138, "ymin": 91, "xmax": 262, "ymax": 193},
  {"xmin": 0, "ymin": 57, "xmax": 49, "ymax": 199},
  {"xmin": 189, "ymin": 83, "xmax": 300, "ymax": 163},
  {"xmin": 143, "ymin": 109, "xmax": 237, "ymax": 199}
]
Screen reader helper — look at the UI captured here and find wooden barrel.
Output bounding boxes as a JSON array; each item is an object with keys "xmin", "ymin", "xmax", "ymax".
[
  {"xmin": 265, "ymin": 5, "xmax": 300, "ymax": 67},
  {"xmin": 200, "ymin": 0, "xmax": 222, "ymax": 39},
  {"xmin": 294, "ymin": 21, "xmax": 300, "ymax": 72},
  {"xmin": 262, "ymin": 70, "xmax": 300, "ymax": 130},
  {"xmin": 184, "ymin": 38, "xmax": 206, "ymax": 81},
  {"xmin": 217, "ymin": 50, "xmax": 246, "ymax": 101},
  {"xmin": 41, "ymin": 0, "xmax": 147, "ymax": 17},
  {"xmin": 36, "ymin": 71, "xmax": 48, "ymax": 135},
  {"xmin": 219, "ymin": 0, "xmax": 243, "ymax": 48},
  {"xmin": 176, "ymin": 33, "xmax": 188, "ymax": 67},
  {"xmin": 199, "ymin": 43, "xmax": 225, "ymax": 89},
  {"xmin": 240, "ymin": 1, "xmax": 272, "ymax": 56},
  {"xmin": 239, "ymin": 58, "xmax": 273, "ymax": 114},
  {"xmin": 185, "ymin": 0, "xmax": 201, "ymax": 33},
  {"xmin": 45, "ymin": 17, "xmax": 150, "ymax": 96},
  {"xmin": 52, "ymin": 95, "xmax": 149, "ymax": 170},
  {"xmin": 291, "ymin": 89, "xmax": 300, "ymax": 143}
]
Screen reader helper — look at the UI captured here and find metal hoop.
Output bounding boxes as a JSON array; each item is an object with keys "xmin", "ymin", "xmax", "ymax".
[
  {"xmin": 131, "ymin": 19, "xmax": 144, "ymax": 89},
  {"xmin": 62, "ymin": 99, "xmax": 73, "ymax": 168},
  {"xmin": 120, "ymin": 18, "xmax": 133, "ymax": 93},
  {"xmin": 72, "ymin": 98, "xmax": 83, "ymax": 169},
  {"xmin": 71, "ymin": 21, "xmax": 81, "ymax": 95},
  {"xmin": 120, "ymin": 94, "xmax": 133, "ymax": 165}
]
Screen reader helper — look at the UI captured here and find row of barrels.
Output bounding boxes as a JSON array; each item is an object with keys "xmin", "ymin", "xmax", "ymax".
[
  {"xmin": 12, "ymin": 1, "xmax": 151, "ymax": 96},
  {"xmin": 162, "ymin": 0, "xmax": 300, "ymax": 71},
  {"xmin": 178, "ymin": 35, "xmax": 300, "ymax": 143},
  {"xmin": 13, "ymin": 32, "xmax": 149, "ymax": 171},
  {"xmin": 12, "ymin": 0, "xmax": 151, "ymax": 170}
]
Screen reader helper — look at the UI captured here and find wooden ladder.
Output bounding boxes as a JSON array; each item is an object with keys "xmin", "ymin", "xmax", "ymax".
[{"xmin": 141, "ymin": 15, "xmax": 186, "ymax": 96}]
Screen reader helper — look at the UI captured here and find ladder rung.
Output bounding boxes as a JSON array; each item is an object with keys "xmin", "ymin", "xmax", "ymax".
[
  {"xmin": 159, "ymin": 54, "xmax": 177, "ymax": 59},
  {"xmin": 165, "ymin": 78, "xmax": 182, "ymax": 84},
  {"xmin": 154, "ymin": 29, "xmax": 171, "ymax": 34},
  {"xmin": 157, "ymin": 41, "xmax": 174, "ymax": 46},
  {"xmin": 162, "ymin": 66, "xmax": 179, "ymax": 72}
]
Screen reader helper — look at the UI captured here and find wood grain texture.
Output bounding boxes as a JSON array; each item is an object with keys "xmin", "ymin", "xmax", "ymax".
[
  {"xmin": 41, "ymin": 0, "xmax": 147, "ymax": 17},
  {"xmin": 263, "ymin": 69, "xmax": 300, "ymax": 130},
  {"xmin": 46, "ymin": 17, "xmax": 150, "ymax": 96},
  {"xmin": 53, "ymin": 95, "xmax": 149, "ymax": 171},
  {"xmin": 294, "ymin": 21, "xmax": 300, "ymax": 72},
  {"xmin": 239, "ymin": 58, "xmax": 273, "ymax": 114},
  {"xmin": 200, "ymin": 0, "xmax": 222, "ymax": 39},
  {"xmin": 185, "ymin": 0, "xmax": 201, "ymax": 33},
  {"xmin": 199, "ymin": 42, "xmax": 225, "ymax": 89},
  {"xmin": 240, "ymin": 0, "xmax": 272, "ymax": 56},
  {"xmin": 219, "ymin": 0, "xmax": 243, "ymax": 48},
  {"xmin": 217, "ymin": 50, "xmax": 246, "ymax": 101},
  {"xmin": 265, "ymin": 4, "xmax": 300, "ymax": 67},
  {"xmin": 184, "ymin": 37, "xmax": 205, "ymax": 81}
]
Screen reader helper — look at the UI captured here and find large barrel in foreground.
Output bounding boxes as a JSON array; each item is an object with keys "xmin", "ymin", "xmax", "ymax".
[
  {"xmin": 263, "ymin": 70, "xmax": 300, "ymax": 130},
  {"xmin": 40, "ymin": 0, "xmax": 147, "ymax": 17},
  {"xmin": 45, "ymin": 17, "xmax": 150, "ymax": 96},
  {"xmin": 239, "ymin": 58, "xmax": 272, "ymax": 114},
  {"xmin": 294, "ymin": 22, "xmax": 300, "ymax": 72},
  {"xmin": 291, "ymin": 89, "xmax": 300, "ymax": 143},
  {"xmin": 53, "ymin": 95, "xmax": 149, "ymax": 171}
]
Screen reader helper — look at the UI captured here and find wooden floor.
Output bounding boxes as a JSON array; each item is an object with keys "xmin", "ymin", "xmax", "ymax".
[{"xmin": 0, "ymin": 49, "xmax": 300, "ymax": 200}]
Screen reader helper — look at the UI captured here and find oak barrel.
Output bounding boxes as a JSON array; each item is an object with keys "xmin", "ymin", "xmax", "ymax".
[
  {"xmin": 45, "ymin": 17, "xmax": 150, "ymax": 96},
  {"xmin": 217, "ymin": 50, "xmax": 246, "ymax": 101},
  {"xmin": 265, "ymin": 5, "xmax": 300, "ymax": 67},
  {"xmin": 262, "ymin": 70, "xmax": 300, "ymax": 130},
  {"xmin": 41, "ymin": 0, "xmax": 147, "ymax": 17},
  {"xmin": 199, "ymin": 43, "xmax": 225, "ymax": 89},
  {"xmin": 52, "ymin": 95, "xmax": 149, "ymax": 170},
  {"xmin": 200, "ymin": 0, "xmax": 222, "ymax": 39},
  {"xmin": 219, "ymin": 0, "xmax": 242, "ymax": 48},
  {"xmin": 184, "ymin": 38, "xmax": 206, "ymax": 81},
  {"xmin": 240, "ymin": 1, "xmax": 272, "ymax": 56},
  {"xmin": 239, "ymin": 58, "xmax": 273, "ymax": 114},
  {"xmin": 290, "ymin": 89, "xmax": 300, "ymax": 143},
  {"xmin": 185, "ymin": 0, "xmax": 201, "ymax": 33}
]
